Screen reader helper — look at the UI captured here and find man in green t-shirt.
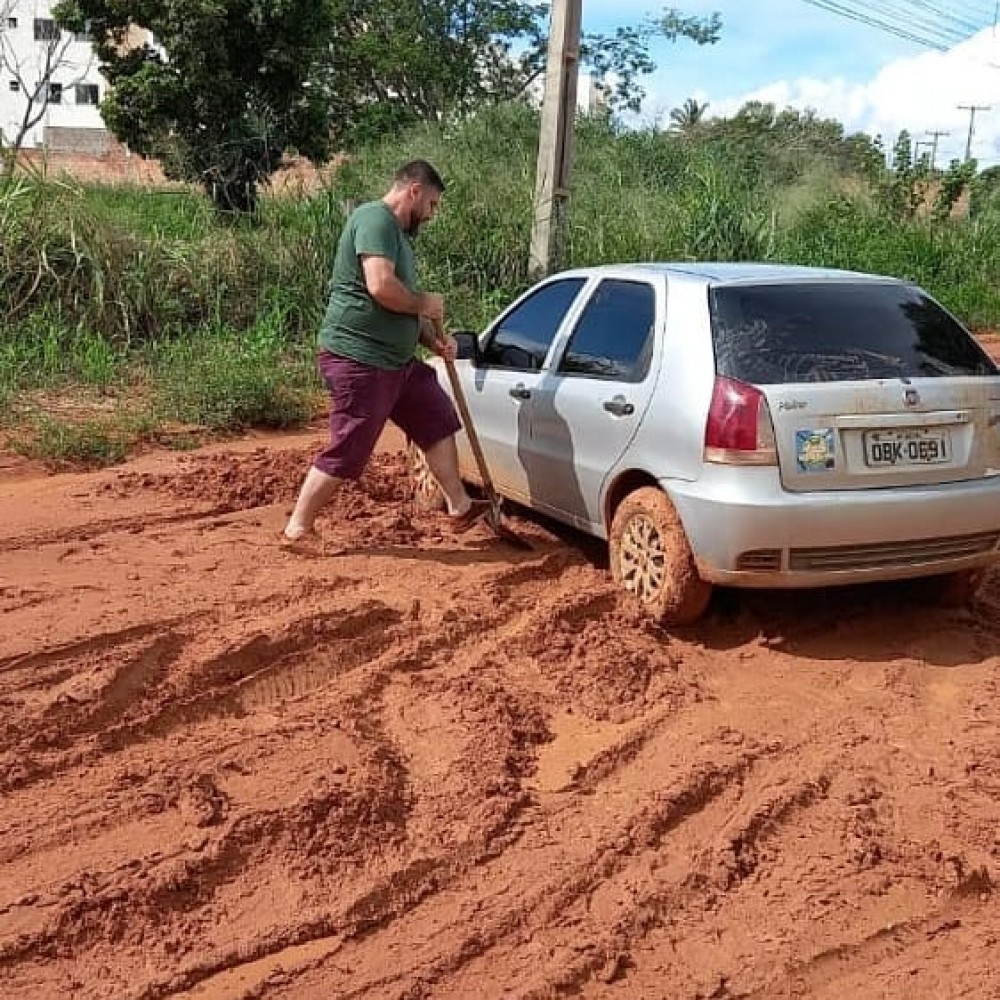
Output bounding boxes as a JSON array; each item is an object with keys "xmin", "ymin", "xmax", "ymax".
[{"xmin": 283, "ymin": 159, "xmax": 488, "ymax": 543}]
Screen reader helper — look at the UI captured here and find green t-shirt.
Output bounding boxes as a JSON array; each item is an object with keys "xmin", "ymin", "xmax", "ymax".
[{"xmin": 318, "ymin": 200, "xmax": 420, "ymax": 370}]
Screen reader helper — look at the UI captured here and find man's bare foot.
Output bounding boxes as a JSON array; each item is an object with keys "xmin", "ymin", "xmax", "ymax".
[{"xmin": 279, "ymin": 527, "xmax": 322, "ymax": 553}]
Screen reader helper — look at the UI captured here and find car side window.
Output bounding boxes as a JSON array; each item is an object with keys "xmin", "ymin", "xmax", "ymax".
[
  {"xmin": 481, "ymin": 278, "xmax": 586, "ymax": 370},
  {"xmin": 557, "ymin": 279, "xmax": 656, "ymax": 382}
]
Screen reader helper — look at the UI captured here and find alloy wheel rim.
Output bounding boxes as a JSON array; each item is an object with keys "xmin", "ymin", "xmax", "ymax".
[{"xmin": 619, "ymin": 513, "xmax": 666, "ymax": 603}]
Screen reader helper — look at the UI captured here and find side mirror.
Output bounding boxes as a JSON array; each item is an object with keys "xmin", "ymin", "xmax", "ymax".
[{"xmin": 452, "ymin": 330, "xmax": 481, "ymax": 364}]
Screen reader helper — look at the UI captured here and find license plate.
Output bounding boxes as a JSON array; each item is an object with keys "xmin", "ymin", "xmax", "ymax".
[{"xmin": 864, "ymin": 427, "xmax": 950, "ymax": 467}]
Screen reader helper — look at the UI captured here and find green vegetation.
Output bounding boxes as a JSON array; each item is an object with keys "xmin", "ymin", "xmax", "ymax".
[
  {"xmin": 55, "ymin": 2, "xmax": 718, "ymax": 210},
  {"xmin": 3, "ymin": 102, "xmax": 999, "ymax": 466}
]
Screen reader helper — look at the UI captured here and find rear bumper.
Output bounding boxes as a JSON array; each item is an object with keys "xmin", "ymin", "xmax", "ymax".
[{"xmin": 667, "ymin": 466, "xmax": 1000, "ymax": 588}]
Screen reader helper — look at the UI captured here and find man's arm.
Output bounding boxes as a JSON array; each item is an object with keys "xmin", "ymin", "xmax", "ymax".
[{"xmin": 361, "ymin": 256, "xmax": 443, "ymax": 321}]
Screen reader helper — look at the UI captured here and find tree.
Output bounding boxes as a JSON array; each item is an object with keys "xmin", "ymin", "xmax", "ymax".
[
  {"xmin": 970, "ymin": 164, "xmax": 1000, "ymax": 219},
  {"xmin": 884, "ymin": 129, "xmax": 931, "ymax": 219},
  {"xmin": 0, "ymin": 1, "xmax": 93, "ymax": 180},
  {"xmin": 54, "ymin": 2, "xmax": 720, "ymax": 210},
  {"xmin": 325, "ymin": 0, "xmax": 549, "ymax": 145},
  {"xmin": 691, "ymin": 101, "xmax": 884, "ymax": 186},
  {"xmin": 55, "ymin": 0, "xmax": 341, "ymax": 211},
  {"xmin": 668, "ymin": 97, "xmax": 708, "ymax": 135},
  {"xmin": 333, "ymin": 3, "xmax": 721, "ymax": 141},
  {"xmin": 933, "ymin": 157, "xmax": 976, "ymax": 220}
]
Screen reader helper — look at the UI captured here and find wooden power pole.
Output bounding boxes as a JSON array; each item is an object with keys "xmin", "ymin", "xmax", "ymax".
[
  {"xmin": 528, "ymin": 0, "xmax": 582, "ymax": 281},
  {"xmin": 958, "ymin": 104, "xmax": 991, "ymax": 162},
  {"xmin": 925, "ymin": 130, "xmax": 950, "ymax": 170}
]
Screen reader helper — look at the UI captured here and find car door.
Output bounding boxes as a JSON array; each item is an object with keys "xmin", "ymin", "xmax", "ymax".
[
  {"xmin": 458, "ymin": 277, "xmax": 586, "ymax": 503},
  {"xmin": 526, "ymin": 277, "xmax": 661, "ymax": 529}
]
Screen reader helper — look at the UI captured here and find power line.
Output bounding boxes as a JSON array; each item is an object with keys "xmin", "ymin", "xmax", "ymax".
[{"xmin": 802, "ymin": 0, "xmax": 997, "ymax": 50}]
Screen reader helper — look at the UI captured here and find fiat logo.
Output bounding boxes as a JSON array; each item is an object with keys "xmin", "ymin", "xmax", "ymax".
[{"xmin": 904, "ymin": 388, "xmax": 920, "ymax": 407}]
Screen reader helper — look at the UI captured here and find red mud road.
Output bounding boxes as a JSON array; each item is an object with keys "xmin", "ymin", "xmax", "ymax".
[{"xmin": 2, "ymin": 417, "xmax": 1000, "ymax": 998}]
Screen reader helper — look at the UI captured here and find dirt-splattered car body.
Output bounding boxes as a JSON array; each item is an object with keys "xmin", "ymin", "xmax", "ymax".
[{"xmin": 427, "ymin": 263, "xmax": 1000, "ymax": 621}]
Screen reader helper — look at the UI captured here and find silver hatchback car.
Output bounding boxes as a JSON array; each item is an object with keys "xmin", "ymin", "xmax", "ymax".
[{"xmin": 412, "ymin": 263, "xmax": 1000, "ymax": 623}]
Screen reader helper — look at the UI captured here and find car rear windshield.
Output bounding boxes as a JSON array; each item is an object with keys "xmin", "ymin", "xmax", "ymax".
[{"xmin": 710, "ymin": 281, "xmax": 998, "ymax": 384}]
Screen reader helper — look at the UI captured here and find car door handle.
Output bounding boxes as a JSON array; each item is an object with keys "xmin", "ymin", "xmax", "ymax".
[
  {"xmin": 509, "ymin": 385, "xmax": 531, "ymax": 401},
  {"xmin": 603, "ymin": 397, "xmax": 635, "ymax": 417}
]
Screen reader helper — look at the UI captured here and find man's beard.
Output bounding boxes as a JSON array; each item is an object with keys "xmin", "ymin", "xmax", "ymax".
[{"xmin": 405, "ymin": 208, "xmax": 427, "ymax": 237}]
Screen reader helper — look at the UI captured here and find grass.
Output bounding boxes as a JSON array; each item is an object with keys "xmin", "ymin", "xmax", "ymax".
[
  {"xmin": 148, "ymin": 322, "xmax": 322, "ymax": 431},
  {"xmin": 17, "ymin": 415, "xmax": 136, "ymax": 467},
  {"xmin": 2, "ymin": 102, "xmax": 1000, "ymax": 467}
]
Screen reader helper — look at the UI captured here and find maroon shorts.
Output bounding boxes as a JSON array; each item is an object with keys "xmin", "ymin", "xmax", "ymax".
[{"xmin": 313, "ymin": 351, "xmax": 461, "ymax": 480}]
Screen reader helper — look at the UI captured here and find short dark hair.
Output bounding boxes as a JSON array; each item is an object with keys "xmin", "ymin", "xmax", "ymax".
[{"xmin": 394, "ymin": 159, "xmax": 446, "ymax": 193}]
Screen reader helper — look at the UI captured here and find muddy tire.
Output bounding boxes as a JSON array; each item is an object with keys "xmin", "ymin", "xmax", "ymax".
[
  {"xmin": 408, "ymin": 441, "xmax": 447, "ymax": 513},
  {"xmin": 609, "ymin": 486, "xmax": 712, "ymax": 625}
]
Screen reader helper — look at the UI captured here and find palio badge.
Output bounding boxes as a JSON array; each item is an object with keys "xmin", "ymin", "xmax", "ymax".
[{"xmin": 795, "ymin": 428, "xmax": 835, "ymax": 472}]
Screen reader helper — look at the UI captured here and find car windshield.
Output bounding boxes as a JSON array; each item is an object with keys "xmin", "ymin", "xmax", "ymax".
[{"xmin": 710, "ymin": 281, "xmax": 998, "ymax": 384}]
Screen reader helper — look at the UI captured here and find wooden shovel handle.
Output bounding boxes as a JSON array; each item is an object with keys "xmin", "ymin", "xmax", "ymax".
[{"xmin": 433, "ymin": 318, "xmax": 498, "ymax": 499}]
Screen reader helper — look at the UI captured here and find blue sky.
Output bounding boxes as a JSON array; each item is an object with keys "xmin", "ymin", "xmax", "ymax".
[{"xmin": 578, "ymin": 0, "xmax": 1000, "ymax": 166}]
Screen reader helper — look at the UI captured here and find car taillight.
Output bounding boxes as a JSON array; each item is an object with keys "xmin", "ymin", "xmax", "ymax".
[{"xmin": 704, "ymin": 376, "xmax": 777, "ymax": 466}]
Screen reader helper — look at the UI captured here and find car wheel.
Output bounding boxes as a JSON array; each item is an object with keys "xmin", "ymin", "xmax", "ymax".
[
  {"xmin": 609, "ymin": 486, "xmax": 712, "ymax": 625},
  {"xmin": 407, "ymin": 441, "xmax": 446, "ymax": 512}
]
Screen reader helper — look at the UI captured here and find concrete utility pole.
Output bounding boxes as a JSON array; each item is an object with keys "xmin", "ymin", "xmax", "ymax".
[
  {"xmin": 958, "ymin": 104, "xmax": 991, "ymax": 162},
  {"xmin": 528, "ymin": 0, "xmax": 582, "ymax": 281},
  {"xmin": 925, "ymin": 130, "xmax": 950, "ymax": 170}
]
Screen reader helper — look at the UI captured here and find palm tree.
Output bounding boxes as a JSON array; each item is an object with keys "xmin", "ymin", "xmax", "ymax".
[{"xmin": 668, "ymin": 98, "xmax": 709, "ymax": 135}]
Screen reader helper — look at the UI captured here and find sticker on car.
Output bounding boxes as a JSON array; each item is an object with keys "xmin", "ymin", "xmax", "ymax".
[{"xmin": 795, "ymin": 429, "xmax": 836, "ymax": 471}]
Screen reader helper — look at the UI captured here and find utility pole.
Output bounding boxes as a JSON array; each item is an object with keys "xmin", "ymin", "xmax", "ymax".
[
  {"xmin": 925, "ymin": 130, "xmax": 950, "ymax": 170},
  {"xmin": 957, "ymin": 104, "xmax": 991, "ymax": 162},
  {"xmin": 528, "ymin": 0, "xmax": 582, "ymax": 281}
]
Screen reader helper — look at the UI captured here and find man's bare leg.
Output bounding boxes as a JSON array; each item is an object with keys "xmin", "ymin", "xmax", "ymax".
[
  {"xmin": 284, "ymin": 466, "xmax": 339, "ymax": 540},
  {"xmin": 423, "ymin": 435, "xmax": 473, "ymax": 515}
]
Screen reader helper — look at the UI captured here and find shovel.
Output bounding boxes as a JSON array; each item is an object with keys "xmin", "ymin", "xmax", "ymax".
[{"xmin": 435, "ymin": 321, "xmax": 532, "ymax": 551}]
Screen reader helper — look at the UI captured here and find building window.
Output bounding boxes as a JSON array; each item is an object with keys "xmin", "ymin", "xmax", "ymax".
[
  {"xmin": 7, "ymin": 17, "xmax": 18, "ymax": 29},
  {"xmin": 75, "ymin": 83, "xmax": 99, "ymax": 105},
  {"xmin": 48, "ymin": 82, "xmax": 62, "ymax": 104},
  {"xmin": 34, "ymin": 18, "xmax": 60, "ymax": 41},
  {"xmin": 9, "ymin": 80, "xmax": 20, "ymax": 92}
]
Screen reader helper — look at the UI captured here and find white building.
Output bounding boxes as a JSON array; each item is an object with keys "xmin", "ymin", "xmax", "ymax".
[
  {"xmin": 527, "ymin": 70, "xmax": 610, "ymax": 116},
  {"xmin": 0, "ymin": 0, "xmax": 110, "ymax": 153}
]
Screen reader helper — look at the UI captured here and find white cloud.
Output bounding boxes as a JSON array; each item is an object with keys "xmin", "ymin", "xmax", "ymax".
[{"xmin": 677, "ymin": 28, "xmax": 1000, "ymax": 167}]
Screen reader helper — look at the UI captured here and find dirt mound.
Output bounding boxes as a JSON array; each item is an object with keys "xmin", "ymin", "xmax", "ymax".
[
  {"xmin": 103, "ymin": 447, "xmax": 429, "ymax": 548},
  {"xmin": 2, "ymin": 433, "xmax": 1000, "ymax": 999},
  {"xmin": 105, "ymin": 447, "xmax": 412, "ymax": 513}
]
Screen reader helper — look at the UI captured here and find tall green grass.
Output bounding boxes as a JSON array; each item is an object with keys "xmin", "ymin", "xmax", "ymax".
[{"xmin": 3, "ymin": 102, "xmax": 1000, "ymax": 465}]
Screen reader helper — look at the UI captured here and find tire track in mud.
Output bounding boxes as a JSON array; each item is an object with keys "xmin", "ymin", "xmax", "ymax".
[
  {"xmin": 4, "ymin": 444, "xmax": 1000, "ymax": 999},
  {"xmin": 1, "ymin": 541, "xmax": 682, "ymax": 999},
  {"xmin": 159, "ymin": 571, "xmax": 1000, "ymax": 1000},
  {"xmin": 99, "ymin": 603, "xmax": 405, "ymax": 750},
  {"xmin": 0, "ymin": 558, "xmax": 572, "ymax": 997},
  {"xmin": 133, "ymin": 543, "xmax": 738, "ymax": 999},
  {"xmin": 0, "ymin": 506, "xmax": 243, "ymax": 552},
  {"xmin": 253, "ymin": 739, "xmax": 811, "ymax": 1000},
  {"xmin": 123, "ymin": 734, "xmax": 766, "ymax": 1000},
  {"xmin": 736, "ymin": 888, "xmax": 997, "ymax": 1000}
]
